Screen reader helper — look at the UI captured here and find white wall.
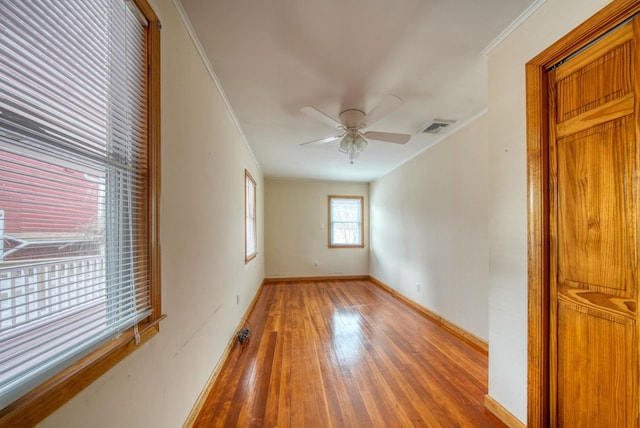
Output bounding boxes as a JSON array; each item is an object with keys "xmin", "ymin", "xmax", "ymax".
[
  {"xmin": 486, "ymin": 0, "xmax": 611, "ymax": 423},
  {"xmin": 369, "ymin": 114, "xmax": 489, "ymax": 340},
  {"xmin": 39, "ymin": 0, "xmax": 265, "ymax": 426},
  {"xmin": 265, "ymin": 179, "xmax": 369, "ymax": 278}
]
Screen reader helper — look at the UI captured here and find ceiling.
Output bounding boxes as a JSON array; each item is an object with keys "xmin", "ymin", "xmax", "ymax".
[{"xmin": 177, "ymin": 0, "xmax": 537, "ymax": 182}]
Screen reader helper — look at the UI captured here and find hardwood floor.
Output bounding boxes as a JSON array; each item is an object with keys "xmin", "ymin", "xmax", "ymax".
[{"xmin": 193, "ymin": 279, "xmax": 505, "ymax": 427}]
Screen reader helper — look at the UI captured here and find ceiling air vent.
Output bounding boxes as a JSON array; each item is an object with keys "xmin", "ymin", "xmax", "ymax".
[{"xmin": 421, "ymin": 119, "xmax": 456, "ymax": 134}]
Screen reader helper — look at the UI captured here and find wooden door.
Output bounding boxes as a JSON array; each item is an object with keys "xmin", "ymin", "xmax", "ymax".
[{"xmin": 548, "ymin": 19, "xmax": 639, "ymax": 427}]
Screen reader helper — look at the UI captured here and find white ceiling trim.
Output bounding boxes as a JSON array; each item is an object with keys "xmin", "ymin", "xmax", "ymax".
[
  {"xmin": 482, "ymin": 0, "xmax": 547, "ymax": 56},
  {"xmin": 171, "ymin": 0, "xmax": 262, "ymax": 173}
]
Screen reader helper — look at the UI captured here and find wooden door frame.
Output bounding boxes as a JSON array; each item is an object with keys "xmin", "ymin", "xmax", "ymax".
[{"xmin": 526, "ymin": 1, "xmax": 640, "ymax": 426}]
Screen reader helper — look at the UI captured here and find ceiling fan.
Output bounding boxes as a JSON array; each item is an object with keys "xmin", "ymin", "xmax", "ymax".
[{"xmin": 300, "ymin": 95, "xmax": 412, "ymax": 164}]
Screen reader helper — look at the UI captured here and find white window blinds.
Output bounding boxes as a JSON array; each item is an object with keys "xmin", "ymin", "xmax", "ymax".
[{"xmin": 0, "ymin": 0, "xmax": 151, "ymax": 410}]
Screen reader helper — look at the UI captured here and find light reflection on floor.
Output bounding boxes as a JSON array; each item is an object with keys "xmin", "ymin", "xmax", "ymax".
[{"xmin": 331, "ymin": 309, "xmax": 363, "ymax": 366}]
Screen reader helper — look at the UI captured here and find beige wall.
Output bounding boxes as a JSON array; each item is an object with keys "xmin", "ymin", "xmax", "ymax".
[
  {"xmin": 486, "ymin": 0, "xmax": 611, "ymax": 423},
  {"xmin": 265, "ymin": 179, "xmax": 369, "ymax": 278},
  {"xmin": 39, "ymin": 0, "xmax": 264, "ymax": 426},
  {"xmin": 32, "ymin": 0, "xmax": 623, "ymax": 426},
  {"xmin": 369, "ymin": 114, "xmax": 489, "ymax": 340}
]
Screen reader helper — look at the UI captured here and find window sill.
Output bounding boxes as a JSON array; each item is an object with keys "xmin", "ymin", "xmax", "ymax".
[{"xmin": 0, "ymin": 315, "xmax": 167, "ymax": 427}]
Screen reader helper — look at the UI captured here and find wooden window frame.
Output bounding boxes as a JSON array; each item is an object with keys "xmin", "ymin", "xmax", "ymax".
[
  {"xmin": 525, "ymin": 1, "xmax": 640, "ymax": 426},
  {"xmin": 0, "ymin": 1, "xmax": 162, "ymax": 426},
  {"xmin": 245, "ymin": 170, "xmax": 257, "ymax": 263},
  {"xmin": 328, "ymin": 195, "xmax": 365, "ymax": 248}
]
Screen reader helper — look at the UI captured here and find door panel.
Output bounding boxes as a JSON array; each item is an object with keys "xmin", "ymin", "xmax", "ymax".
[
  {"xmin": 557, "ymin": 301, "xmax": 634, "ymax": 427},
  {"xmin": 549, "ymin": 18, "xmax": 639, "ymax": 426},
  {"xmin": 555, "ymin": 25, "xmax": 632, "ymax": 122},
  {"xmin": 556, "ymin": 118, "xmax": 636, "ymax": 296}
]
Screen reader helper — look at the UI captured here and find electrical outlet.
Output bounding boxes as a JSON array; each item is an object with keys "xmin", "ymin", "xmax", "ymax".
[
  {"xmin": 416, "ymin": 282, "xmax": 421, "ymax": 292},
  {"xmin": 236, "ymin": 295, "xmax": 240, "ymax": 305}
]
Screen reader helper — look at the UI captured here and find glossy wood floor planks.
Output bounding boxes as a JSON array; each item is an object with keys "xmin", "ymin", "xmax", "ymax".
[{"xmin": 193, "ymin": 279, "xmax": 505, "ymax": 427}]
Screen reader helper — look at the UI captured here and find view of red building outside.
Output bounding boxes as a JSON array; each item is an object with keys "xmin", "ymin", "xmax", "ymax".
[{"xmin": 0, "ymin": 150, "xmax": 101, "ymax": 261}]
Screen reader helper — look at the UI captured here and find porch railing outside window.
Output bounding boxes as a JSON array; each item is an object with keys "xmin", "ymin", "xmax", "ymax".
[{"xmin": 0, "ymin": 0, "xmax": 160, "ymax": 416}]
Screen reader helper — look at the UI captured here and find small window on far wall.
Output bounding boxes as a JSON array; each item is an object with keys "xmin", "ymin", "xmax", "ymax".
[
  {"xmin": 329, "ymin": 195, "xmax": 364, "ymax": 248},
  {"xmin": 245, "ymin": 170, "xmax": 257, "ymax": 262}
]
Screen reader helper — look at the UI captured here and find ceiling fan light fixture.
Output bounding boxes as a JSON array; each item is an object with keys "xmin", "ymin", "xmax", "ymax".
[
  {"xmin": 354, "ymin": 133, "xmax": 367, "ymax": 150},
  {"xmin": 339, "ymin": 134, "xmax": 354, "ymax": 151},
  {"xmin": 300, "ymin": 98, "xmax": 409, "ymax": 164},
  {"xmin": 338, "ymin": 131, "xmax": 368, "ymax": 163}
]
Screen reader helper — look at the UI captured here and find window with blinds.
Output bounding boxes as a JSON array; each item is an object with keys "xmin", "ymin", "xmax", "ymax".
[
  {"xmin": 245, "ymin": 170, "xmax": 257, "ymax": 262},
  {"xmin": 328, "ymin": 195, "xmax": 364, "ymax": 248},
  {"xmin": 0, "ymin": 0, "xmax": 160, "ymax": 418}
]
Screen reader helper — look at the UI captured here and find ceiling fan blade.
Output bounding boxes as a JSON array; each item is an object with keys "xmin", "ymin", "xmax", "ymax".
[
  {"xmin": 363, "ymin": 95, "xmax": 403, "ymax": 128},
  {"xmin": 300, "ymin": 105, "xmax": 341, "ymax": 128},
  {"xmin": 364, "ymin": 131, "xmax": 411, "ymax": 144},
  {"xmin": 300, "ymin": 135, "xmax": 341, "ymax": 146}
]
